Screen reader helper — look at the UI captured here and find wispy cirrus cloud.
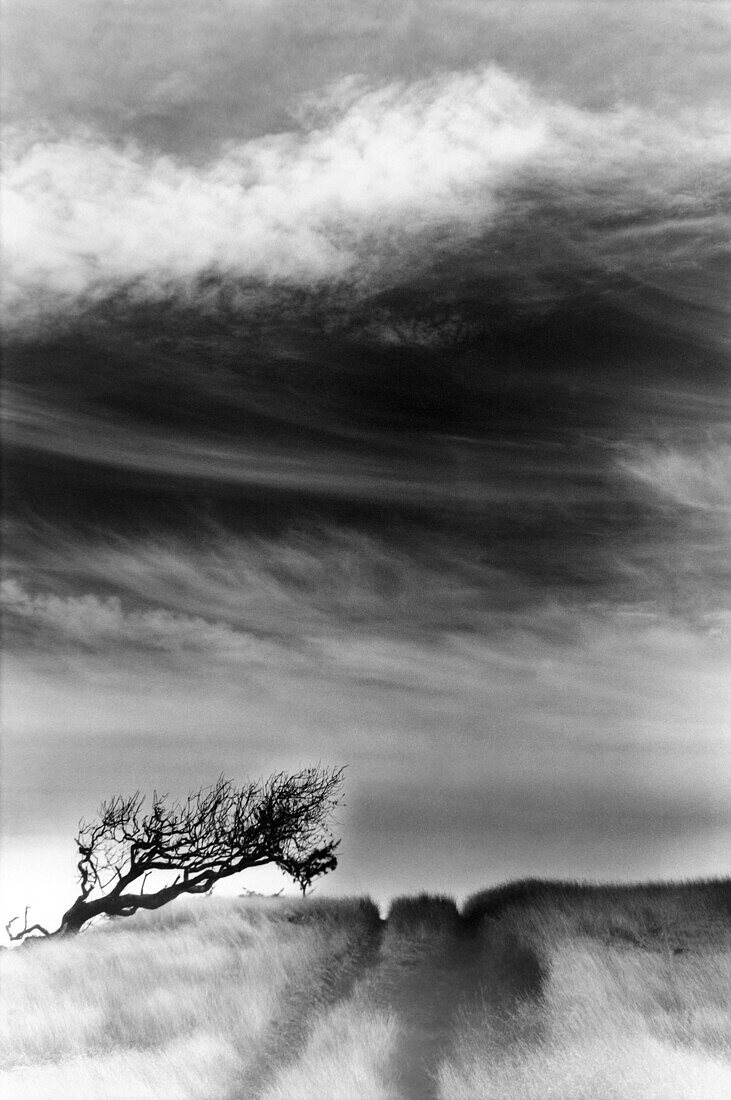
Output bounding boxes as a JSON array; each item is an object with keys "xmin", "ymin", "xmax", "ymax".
[
  {"xmin": 1, "ymin": 387, "xmax": 623, "ymax": 508},
  {"xmin": 619, "ymin": 442, "xmax": 731, "ymax": 516},
  {"xmin": 3, "ymin": 565, "xmax": 728, "ymax": 793},
  {"xmin": 3, "ymin": 523, "xmax": 729, "ymax": 912},
  {"xmin": 0, "ymin": 577, "xmax": 287, "ymax": 669},
  {"xmin": 1, "ymin": 524, "xmax": 526, "ymax": 646}
]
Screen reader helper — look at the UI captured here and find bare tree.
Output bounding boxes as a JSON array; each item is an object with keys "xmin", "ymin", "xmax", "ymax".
[{"xmin": 6, "ymin": 767, "xmax": 344, "ymax": 942}]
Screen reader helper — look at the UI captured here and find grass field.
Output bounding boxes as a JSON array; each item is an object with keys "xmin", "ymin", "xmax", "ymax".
[{"xmin": 1, "ymin": 879, "xmax": 729, "ymax": 1099}]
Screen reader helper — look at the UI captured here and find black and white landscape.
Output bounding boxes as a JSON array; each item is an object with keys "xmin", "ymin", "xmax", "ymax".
[{"xmin": 1, "ymin": 3, "xmax": 730, "ymax": 1096}]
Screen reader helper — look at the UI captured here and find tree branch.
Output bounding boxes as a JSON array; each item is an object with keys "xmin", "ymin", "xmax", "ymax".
[
  {"xmin": 5, "ymin": 767, "xmax": 345, "ymax": 941},
  {"xmin": 6, "ymin": 908, "xmax": 52, "ymax": 942}
]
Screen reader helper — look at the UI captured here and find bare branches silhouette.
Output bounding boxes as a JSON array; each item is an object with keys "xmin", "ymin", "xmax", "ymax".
[{"xmin": 6, "ymin": 767, "xmax": 344, "ymax": 941}]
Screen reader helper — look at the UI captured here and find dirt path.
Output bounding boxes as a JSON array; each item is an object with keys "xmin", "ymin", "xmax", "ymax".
[
  {"xmin": 239, "ymin": 900, "xmax": 546, "ymax": 1100},
  {"xmin": 363, "ymin": 904, "xmax": 546, "ymax": 1100},
  {"xmin": 369, "ymin": 919, "xmax": 482, "ymax": 1098}
]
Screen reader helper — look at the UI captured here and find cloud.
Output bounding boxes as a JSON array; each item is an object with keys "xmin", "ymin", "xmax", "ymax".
[
  {"xmin": 1, "ymin": 524, "xmax": 525, "ymax": 646},
  {"xmin": 6, "ymin": 497, "xmax": 729, "ymax": 660},
  {"xmin": 4, "ymin": 2, "xmax": 729, "ymax": 158},
  {"xmin": 1, "ymin": 66, "xmax": 542, "ymax": 314},
  {"xmin": 3, "ymin": 525, "xmax": 729, "ymax": 904},
  {"xmin": 619, "ymin": 442, "xmax": 731, "ymax": 516},
  {"xmin": 1, "ymin": 387, "xmax": 623, "ymax": 509},
  {"xmin": 3, "ymin": 63, "xmax": 728, "ymax": 324},
  {"xmin": 1, "ymin": 390, "xmax": 434, "ymax": 501},
  {"xmin": 0, "ymin": 577, "xmax": 288, "ymax": 668},
  {"xmin": 4, "ymin": 522, "xmax": 729, "ymax": 736},
  {"xmin": 3, "ymin": 1, "xmax": 729, "ymax": 909},
  {"xmin": 3, "ymin": 569, "xmax": 729, "ymax": 812}
]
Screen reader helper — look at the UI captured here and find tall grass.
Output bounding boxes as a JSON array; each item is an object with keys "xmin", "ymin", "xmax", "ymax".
[
  {"xmin": 0, "ymin": 895, "xmax": 380, "ymax": 1100},
  {"xmin": 440, "ymin": 880, "xmax": 731, "ymax": 1100},
  {"xmin": 2, "ymin": 880, "xmax": 729, "ymax": 1099},
  {"xmin": 260, "ymin": 892, "xmax": 464, "ymax": 1100},
  {"xmin": 462, "ymin": 877, "xmax": 731, "ymax": 945},
  {"xmin": 441, "ymin": 1024, "xmax": 731, "ymax": 1100},
  {"xmin": 260, "ymin": 998, "xmax": 401, "ymax": 1100}
]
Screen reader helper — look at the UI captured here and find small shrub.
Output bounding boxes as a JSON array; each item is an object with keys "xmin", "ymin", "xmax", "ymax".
[{"xmin": 387, "ymin": 894, "xmax": 461, "ymax": 935}]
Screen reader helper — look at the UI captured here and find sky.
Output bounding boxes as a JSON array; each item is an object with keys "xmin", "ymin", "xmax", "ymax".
[{"xmin": 1, "ymin": 0, "xmax": 730, "ymax": 925}]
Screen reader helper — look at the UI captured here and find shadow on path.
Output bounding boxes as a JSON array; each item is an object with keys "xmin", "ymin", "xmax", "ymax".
[
  {"xmin": 233, "ymin": 896, "xmax": 547, "ymax": 1100},
  {"xmin": 366, "ymin": 897, "xmax": 546, "ymax": 1100}
]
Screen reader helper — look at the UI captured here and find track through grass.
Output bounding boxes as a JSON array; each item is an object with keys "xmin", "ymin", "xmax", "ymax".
[{"xmin": 1, "ymin": 879, "xmax": 729, "ymax": 1099}]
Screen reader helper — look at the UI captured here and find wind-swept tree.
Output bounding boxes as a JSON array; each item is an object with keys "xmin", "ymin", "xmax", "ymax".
[{"xmin": 6, "ymin": 767, "xmax": 344, "ymax": 941}]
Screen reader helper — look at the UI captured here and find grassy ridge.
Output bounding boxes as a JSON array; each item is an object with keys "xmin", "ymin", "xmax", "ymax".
[
  {"xmin": 443, "ymin": 878, "xmax": 731, "ymax": 1100},
  {"xmin": 0, "ymin": 896, "xmax": 383, "ymax": 1098},
  {"xmin": 1, "ymin": 880, "xmax": 729, "ymax": 1099}
]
